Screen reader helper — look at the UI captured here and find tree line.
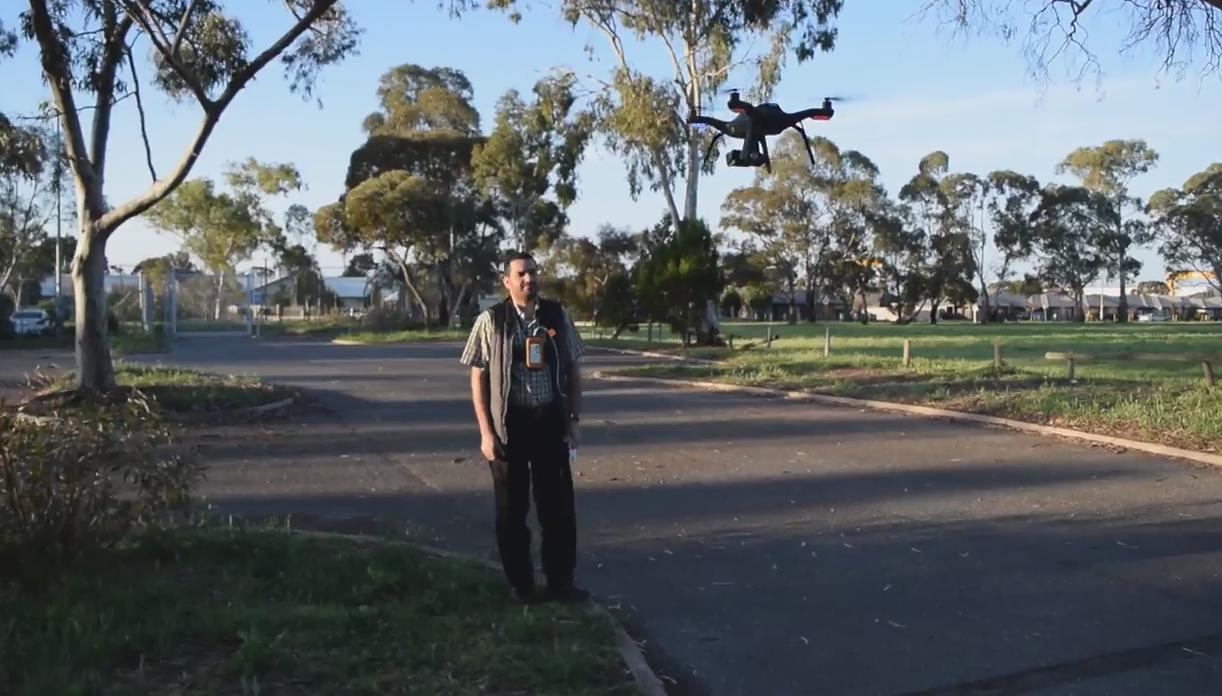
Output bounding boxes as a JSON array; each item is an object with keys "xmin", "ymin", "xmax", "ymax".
[{"xmin": 2, "ymin": 0, "xmax": 1217, "ymax": 390}]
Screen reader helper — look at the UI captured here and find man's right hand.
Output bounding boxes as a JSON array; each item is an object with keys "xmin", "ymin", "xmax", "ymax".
[{"xmin": 480, "ymin": 431, "xmax": 500, "ymax": 462}]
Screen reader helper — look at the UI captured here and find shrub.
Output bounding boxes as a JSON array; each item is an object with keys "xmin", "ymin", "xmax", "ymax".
[
  {"xmin": 0, "ymin": 392, "xmax": 206, "ymax": 570},
  {"xmin": 360, "ymin": 306, "xmax": 424, "ymax": 333}
]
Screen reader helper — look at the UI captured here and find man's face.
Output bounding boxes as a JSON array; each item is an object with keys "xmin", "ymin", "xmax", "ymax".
[{"xmin": 503, "ymin": 259, "xmax": 539, "ymax": 301}]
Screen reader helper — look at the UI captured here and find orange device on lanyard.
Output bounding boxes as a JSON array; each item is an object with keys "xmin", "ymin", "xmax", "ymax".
[
  {"xmin": 524, "ymin": 326, "xmax": 557, "ymax": 371},
  {"xmin": 524, "ymin": 334, "xmax": 545, "ymax": 370}
]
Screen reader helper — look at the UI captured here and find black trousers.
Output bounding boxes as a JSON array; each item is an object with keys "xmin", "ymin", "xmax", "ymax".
[{"xmin": 489, "ymin": 403, "xmax": 577, "ymax": 591}]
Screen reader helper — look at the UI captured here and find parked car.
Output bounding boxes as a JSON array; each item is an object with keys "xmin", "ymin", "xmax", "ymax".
[
  {"xmin": 1136, "ymin": 312, "xmax": 1168, "ymax": 322},
  {"xmin": 9, "ymin": 308, "xmax": 51, "ymax": 335}
]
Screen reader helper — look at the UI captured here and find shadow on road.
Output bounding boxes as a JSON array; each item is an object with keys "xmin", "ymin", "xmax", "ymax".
[{"xmin": 121, "ymin": 337, "xmax": 1222, "ymax": 696}]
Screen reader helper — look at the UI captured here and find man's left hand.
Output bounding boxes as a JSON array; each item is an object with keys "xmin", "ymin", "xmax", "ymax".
[{"xmin": 566, "ymin": 420, "xmax": 581, "ymax": 447}]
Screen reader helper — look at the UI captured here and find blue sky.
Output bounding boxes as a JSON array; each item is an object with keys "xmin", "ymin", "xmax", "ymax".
[{"xmin": 2, "ymin": 1, "xmax": 1220, "ymax": 283}]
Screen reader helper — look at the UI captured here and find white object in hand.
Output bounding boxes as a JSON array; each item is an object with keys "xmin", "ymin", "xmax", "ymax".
[{"xmin": 569, "ymin": 447, "xmax": 577, "ymax": 464}]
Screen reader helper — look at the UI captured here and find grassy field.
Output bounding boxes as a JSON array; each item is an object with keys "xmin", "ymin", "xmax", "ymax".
[
  {"xmin": 0, "ymin": 527, "xmax": 634, "ymax": 696},
  {"xmin": 595, "ymin": 321, "xmax": 1222, "ymax": 454}
]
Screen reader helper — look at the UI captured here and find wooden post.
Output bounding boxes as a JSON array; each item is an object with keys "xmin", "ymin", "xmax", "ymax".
[
  {"xmin": 823, "ymin": 326, "xmax": 831, "ymax": 357},
  {"xmin": 902, "ymin": 339, "xmax": 912, "ymax": 367},
  {"xmin": 766, "ymin": 326, "xmax": 773, "ymax": 349},
  {"xmin": 1204, "ymin": 360, "xmax": 1215, "ymax": 387},
  {"xmin": 993, "ymin": 341, "xmax": 1003, "ymax": 369},
  {"xmin": 1067, "ymin": 357, "xmax": 1076, "ymax": 381},
  {"xmin": 728, "ymin": 334, "xmax": 734, "ymax": 350}
]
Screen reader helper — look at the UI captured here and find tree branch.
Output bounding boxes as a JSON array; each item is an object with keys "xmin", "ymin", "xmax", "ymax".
[
  {"xmin": 97, "ymin": 0, "xmax": 340, "ymax": 237},
  {"xmin": 125, "ymin": 43, "xmax": 158, "ymax": 181},
  {"xmin": 118, "ymin": 0, "xmax": 211, "ymax": 106},
  {"xmin": 170, "ymin": 0, "xmax": 203, "ymax": 56},
  {"xmin": 88, "ymin": 9, "xmax": 134, "ymax": 189}
]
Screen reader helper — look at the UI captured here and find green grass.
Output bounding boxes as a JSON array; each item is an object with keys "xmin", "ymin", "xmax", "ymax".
[
  {"xmin": 598, "ymin": 321, "xmax": 1222, "ymax": 453},
  {"xmin": 47, "ymin": 363, "xmax": 296, "ymax": 413},
  {"xmin": 110, "ymin": 330, "xmax": 169, "ymax": 356},
  {"xmin": 0, "ymin": 526, "xmax": 634, "ymax": 696}
]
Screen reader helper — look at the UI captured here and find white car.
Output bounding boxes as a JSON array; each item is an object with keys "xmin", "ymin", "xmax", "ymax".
[
  {"xmin": 9, "ymin": 308, "xmax": 51, "ymax": 335},
  {"xmin": 1136, "ymin": 312, "xmax": 1167, "ymax": 322}
]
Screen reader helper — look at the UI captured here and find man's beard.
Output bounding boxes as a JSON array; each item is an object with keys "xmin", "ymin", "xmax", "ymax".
[{"xmin": 524, "ymin": 285, "xmax": 539, "ymax": 300}]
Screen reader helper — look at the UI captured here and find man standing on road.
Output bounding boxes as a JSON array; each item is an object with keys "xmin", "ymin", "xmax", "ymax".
[{"xmin": 460, "ymin": 251, "xmax": 589, "ymax": 604}]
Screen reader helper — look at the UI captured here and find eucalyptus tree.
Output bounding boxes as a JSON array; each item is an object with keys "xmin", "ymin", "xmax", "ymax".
[
  {"xmin": 490, "ymin": 0, "xmax": 846, "ymax": 224},
  {"xmin": 1057, "ymin": 140, "xmax": 1159, "ymax": 321},
  {"xmin": 5, "ymin": 0, "xmax": 385, "ymax": 391},
  {"xmin": 1148, "ymin": 163, "xmax": 1222, "ymax": 298},
  {"xmin": 142, "ymin": 159, "xmax": 302, "ymax": 320},
  {"xmin": 472, "ymin": 72, "xmax": 596, "ymax": 253}
]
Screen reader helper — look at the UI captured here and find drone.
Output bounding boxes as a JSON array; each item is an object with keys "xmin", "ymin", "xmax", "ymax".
[{"xmin": 686, "ymin": 89, "xmax": 842, "ymax": 173}]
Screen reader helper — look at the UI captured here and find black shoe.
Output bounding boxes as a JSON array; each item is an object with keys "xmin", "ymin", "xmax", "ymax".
[{"xmin": 546, "ymin": 582, "xmax": 591, "ymax": 603}]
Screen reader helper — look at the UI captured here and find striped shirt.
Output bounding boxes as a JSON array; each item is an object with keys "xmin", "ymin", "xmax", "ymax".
[{"xmin": 460, "ymin": 304, "xmax": 586, "ymax": 408}]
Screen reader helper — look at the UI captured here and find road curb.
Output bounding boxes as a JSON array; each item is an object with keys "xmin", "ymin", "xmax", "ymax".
[
  {"xmin": 292, "ymin": 530, "xmax": 668, "ymax": 696},
  {"xmin": 590, "ymin": 372, "xmax": 1222, "ymax": 468}
]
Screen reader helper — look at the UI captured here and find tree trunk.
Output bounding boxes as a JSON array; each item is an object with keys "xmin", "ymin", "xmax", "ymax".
[
  {"xmin": 929, "ymin": 301, "xmax": 940, "ymax": 325},
  {"xmin": 214, "ymin": 269, "xmax": 227, "ymax": 321},
  {"xmin": 683, "ymin": 138, "xmax": 700, "ymax": 222},
  {"xmin": 72, "ymin": 227, "xmax": 116, "ymax": 391},
  {"xmin": 1116, "ymin": 269, "xmax": 1129, "ymax": 323}
]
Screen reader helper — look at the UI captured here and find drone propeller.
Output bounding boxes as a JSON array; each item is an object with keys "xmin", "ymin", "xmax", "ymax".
[{"xmin": 822, "ymin": 95, "xmax": 858, "ymax": 103}]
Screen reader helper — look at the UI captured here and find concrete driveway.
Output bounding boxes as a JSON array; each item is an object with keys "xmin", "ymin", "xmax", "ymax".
[{"xmin": 48, "ymin": 336, "xmax": 1222, "ymax": 694}]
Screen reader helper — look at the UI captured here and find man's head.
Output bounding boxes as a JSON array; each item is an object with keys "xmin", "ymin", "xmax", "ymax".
[{"xmin": 503, "ymin": 251, "xmax": 539, "ymax": 304}]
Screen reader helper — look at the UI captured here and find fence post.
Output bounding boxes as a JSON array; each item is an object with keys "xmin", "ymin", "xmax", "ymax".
[
  {"xmin": 245, "ymin": 267, "xmax": 255, "ymax": 336},
  {"xmin": 1066, "ymin": 356, "xmax": 1076, "ymax": 381},
  {"xmin": 1204, "ymin": 360, "xmax": 1216, "ymax": 388},
  {"xmin": 166, "ymin": 265, "xmax": 177, "ymax": 337},
  {"xmin": 766, "ymin": 325, "xmax": 773, "ymax": 349},
  {"xmin": 727, "ymin": 334, "xmax": 734, "ymax": 350},
  {"xmin": 138, "ymin": 272, "xmax": 154, "ymax": 333},
  {"xmin": 823, "ymin": 326, "xmax": 831, "ymax": 357},
  {"xmin": 993, "ymin": 341, "xmax": 1003, "ymax": 369},
  {"xmin": 902, "ymin": 339, "xmax": 911, "ymax": 367}
]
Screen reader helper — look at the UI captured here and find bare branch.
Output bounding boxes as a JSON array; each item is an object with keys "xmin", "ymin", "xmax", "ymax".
[
  {"xmin": 97, "ymin": 0, "xmax": 342, "ymax": 236},
  {"xmin": 914, "ymin": 0, "xmax": 1222, "ymax": 82},
  {"xmin": 125, "ymin": 43, "xmax": 157, "ymax": 182},
  {"xmin": 26, "ymin": 0, "xmax": 101, "ymax": 216}
]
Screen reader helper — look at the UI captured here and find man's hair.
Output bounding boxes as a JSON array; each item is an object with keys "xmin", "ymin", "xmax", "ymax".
[{"xmin": 503, "ymin": 250, "xmax": 536, "ymax": 275}]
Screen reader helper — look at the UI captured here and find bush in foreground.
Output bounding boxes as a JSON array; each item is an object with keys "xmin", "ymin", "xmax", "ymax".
[
  {"xmin": 0, "ymin": 393, "xmax": 205, "ymax": 569},
  {"xmin": 0, "ymin": 527, "xmax": 635, "ymax": 696}
]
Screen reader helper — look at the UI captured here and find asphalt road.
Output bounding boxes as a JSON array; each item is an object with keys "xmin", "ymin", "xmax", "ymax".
[{"xmin": 9, "ymin": 336, "xmax": 1222, "ymax": 696}]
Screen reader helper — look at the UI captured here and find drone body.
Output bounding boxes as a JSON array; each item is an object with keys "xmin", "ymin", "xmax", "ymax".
[{"xmin": 686, "ymin": 90, "xmax": 837, "ymax": 173}]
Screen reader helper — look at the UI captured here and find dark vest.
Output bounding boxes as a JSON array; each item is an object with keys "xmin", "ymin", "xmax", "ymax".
[{"xmin": 486, "ymin": 297, "xmax": 570, "ymax": 443}]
